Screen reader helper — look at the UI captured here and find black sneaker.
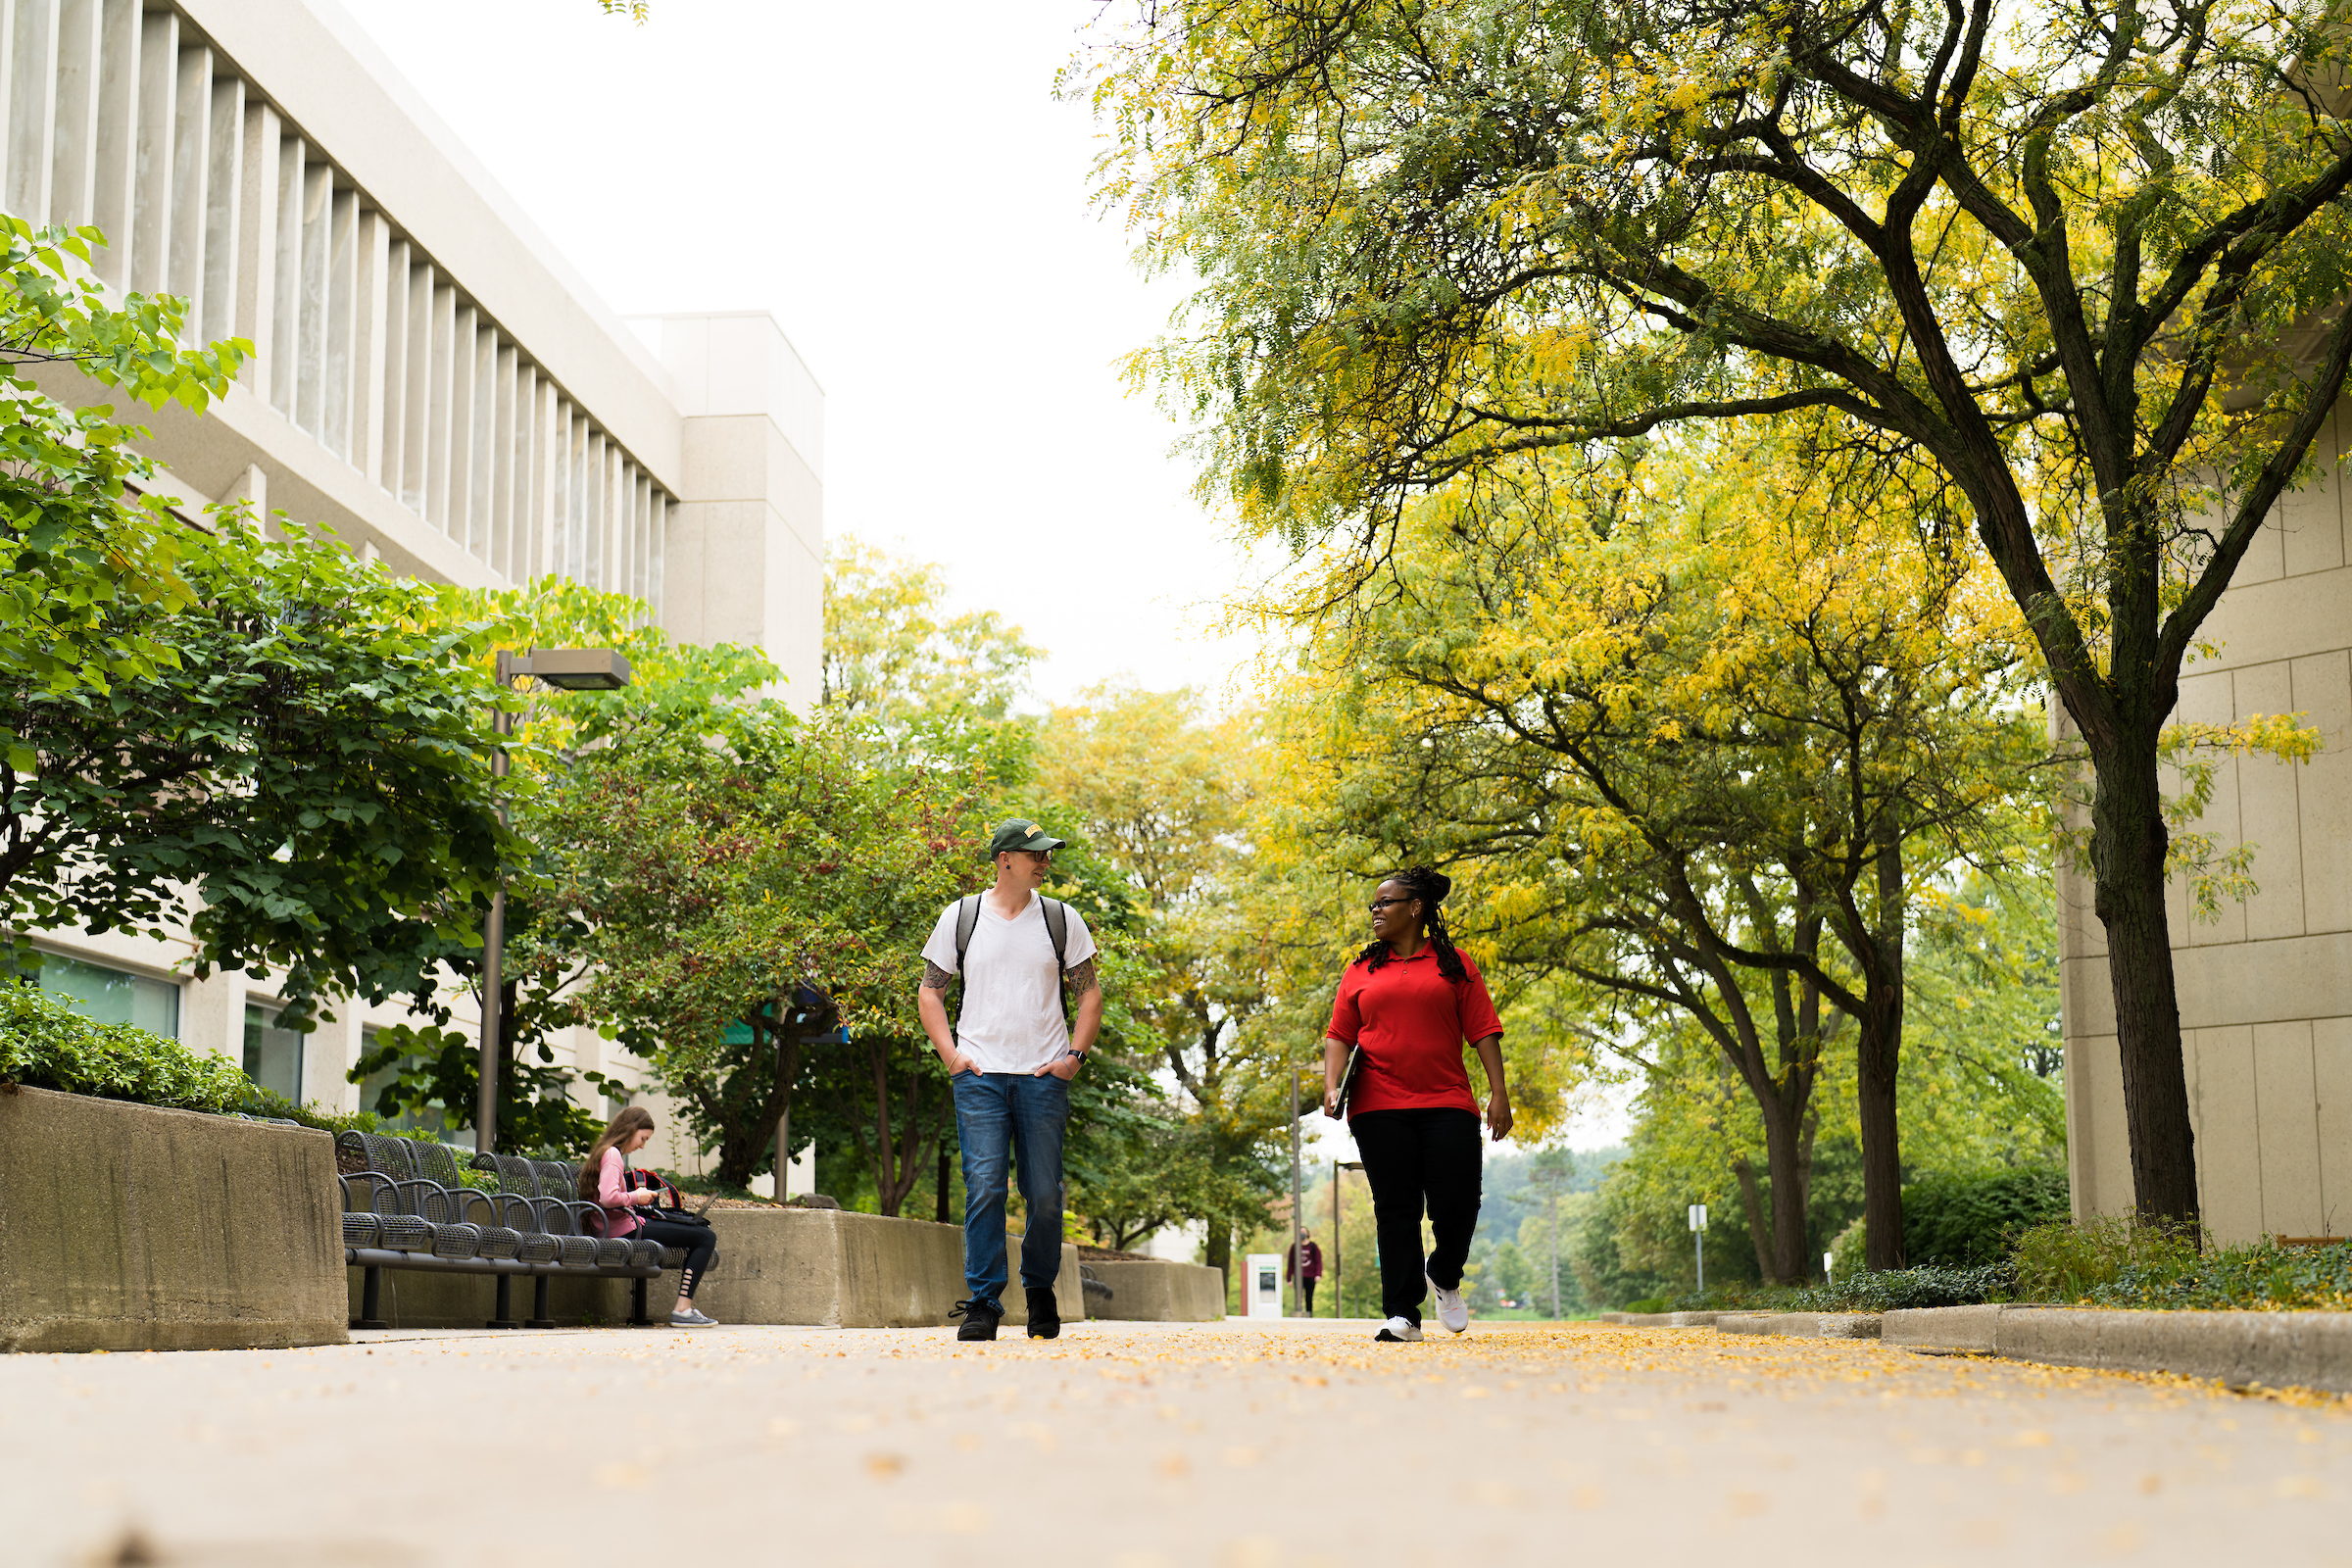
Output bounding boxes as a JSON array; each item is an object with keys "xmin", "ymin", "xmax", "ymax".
[
  {"xmin": 950, "ymin": 1298, "xmax": 1001, "ymax": 1342},
  {"xmin": 1025, "ymin": 1285, "xmax": 1061, "ymax": 1340}
]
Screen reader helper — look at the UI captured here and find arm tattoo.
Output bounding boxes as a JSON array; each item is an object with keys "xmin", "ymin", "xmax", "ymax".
[
  {"xmin": 1063, "ymin": 956, "xmax": 1101, "ymax": 997},
  {"xmin": 921, "ymin": 959, "xmax": 956, "ymax": 992}
]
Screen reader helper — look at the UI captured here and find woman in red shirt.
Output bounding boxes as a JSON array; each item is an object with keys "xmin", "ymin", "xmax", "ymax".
[{"xmin": 1322, "ymin": 867, "xmax": 1512, "ymax": 1342}]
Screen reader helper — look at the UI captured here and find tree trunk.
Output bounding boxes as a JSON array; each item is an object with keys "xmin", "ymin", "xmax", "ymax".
[
  {"xmin": 1758, "ymin": 1101, "xmax": 1813, "ymax": 1285},
  {"xmin": 1857, "ymin": 837, "xmax": 1906, "ymax": 1271},
  {"xmin": 1855, "ymin": 1019, "xmax": 1904, "ymax": 1269},
  {"xmin": 1732, "ymin": 1155, "xmax": 1776, "ymax": 1283},
  {"xmin": 2091, "ymin": 739, "xmax": 2201, "ymax": 1229},
  {"xmin": 1205, "ymin": 1224, "xmax": 1232, "ymax": 1290}
]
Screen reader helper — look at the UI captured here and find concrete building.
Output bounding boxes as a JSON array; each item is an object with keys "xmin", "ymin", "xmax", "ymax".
[
  {"xmin": 2060, "ymin": 400, "xmax": 2352, "ymax": 1243},
  {"xmin": 7, "ymin": 0, "xmax": 823, "ymax": 1176}
]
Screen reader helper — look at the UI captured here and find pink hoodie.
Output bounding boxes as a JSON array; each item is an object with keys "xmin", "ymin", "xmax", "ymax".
[{"xmin": 596, "ymin": 1147, "xmax": 642, "ymax": 1237}]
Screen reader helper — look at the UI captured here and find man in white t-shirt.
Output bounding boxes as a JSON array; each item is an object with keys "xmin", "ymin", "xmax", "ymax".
[{"xmin": 917, "ymin": 818, "xmax": 1103, "ymax": 1342}]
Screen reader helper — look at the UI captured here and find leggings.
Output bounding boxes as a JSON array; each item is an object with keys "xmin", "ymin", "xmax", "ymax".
[
  {"xmin": 1350, "ymin": 1107, "xmax": 1482, "ymax": 1326},
  {"xmin": 637, "ymin": 1217, "xmax": 717, "ymax": 1299}
]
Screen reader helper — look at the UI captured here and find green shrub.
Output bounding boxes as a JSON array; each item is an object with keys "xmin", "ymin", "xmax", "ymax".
[
  {"xmin": 1787, "ymin": 1262, "xmax": 2016, "ymax": 1311},
  {"xmin": 2012, "ymin": 1216, "xmax": 2352, "ymax": 1309},
  {"xmin": 2091, "ymin": 1238, "xmax": 2352, "ymax": 1311},
  {"xmin": 1902, "ymin": 1165, "xmax": 2071, "ymax": 1265},
  {"xmin": 0, "ymin": 983, "xmax": 250, "ymax": 1111},
  {"xmin": 1664, "ymin": 1281, "xmax": 1801, "ymax": 1314},
  {"xmin": 2013, "ymin": 1213, "xmax": 2198, "ymax": 1300},
  {"xmin": 1621, "ymin": 1296, "xmax": 1672, "ymax": 1314},
  {"xmin": 0, "ymin": 984, "xmax": 429, "ymax": 1151}
]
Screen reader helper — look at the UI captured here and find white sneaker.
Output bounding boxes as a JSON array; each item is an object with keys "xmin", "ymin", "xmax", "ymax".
[
  {"xmin": 1429, "ymin": 1273, "xmax": 1469, "ymax": 1334},
  {"xmin": 1373, "ymin": 1316, "xmax": 1423, "ymax": 1343}
]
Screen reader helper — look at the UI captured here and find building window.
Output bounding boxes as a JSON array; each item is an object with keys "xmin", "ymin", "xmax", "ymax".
[
  {"xmin": 242, "ymin": 1004, "xmax": 304, "ymax": 1102},
  {"xmin": 38, "ymin": 954, "xmax": 179, "ymax": 1038},
  {"xmin": 356, "ymin": 1026, "xmax": 455, "ymax": 1139}
]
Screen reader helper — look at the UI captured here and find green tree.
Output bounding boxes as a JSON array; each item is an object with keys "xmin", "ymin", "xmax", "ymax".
[
  {"xmin": 539, "ymin": 706, "xmax": 994, "ymax": 1197},
  {"xmin": 1036, "ymin": 682, "xmax": 1289, "ymax": 1277},
  {"xmin": 0, "ymin": 216, "xmax": 245, "ymax": 704},
  {"xmin": 5, "ymin": 511, "xmax": 514, "ymax": 1029},
  {"xmin": 1093, "ymin": 0, "xmax": 2352, "ymax": 1227},
  {"xmin": 349, "ymin": 576, "xmax": 781, "ymax": 1151},
  {"xmin": 822, "ymin": 536, "xmax": 1042, "ymax": 728}
]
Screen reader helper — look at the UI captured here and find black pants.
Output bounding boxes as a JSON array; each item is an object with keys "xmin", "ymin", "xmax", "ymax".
[
  {"xmin": 1300, "ymin": 1277, "xmax": 1317, "ymax": 1312},
  {"xmin": 638, "ymin": 1217, "xmax": 717, "ymax": 1299},
  {"xmin": 1351, "ymin": 1107, "xmax": 1482, "ymax": 1326}
]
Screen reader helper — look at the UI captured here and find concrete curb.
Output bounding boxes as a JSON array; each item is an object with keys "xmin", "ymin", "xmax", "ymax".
[
  {"xmin": 1595, "ymin": 1310, "xmax": 1722, "ymax": 1327},
  {"xmin": 1715, "ymin": 1310, "xmax": 1883, "ymax": 1340},
  {"xmin": 1885, "ymin": 1303, "xmax": 2352, "ymax": 1393}
]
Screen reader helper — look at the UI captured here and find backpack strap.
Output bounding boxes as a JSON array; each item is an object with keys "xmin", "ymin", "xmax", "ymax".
[
  {"xmin": 948, "ymin": 896, "xmax": 981, "ymax": 1041},
  {"xmin": 953, "ymin": 895, "xmax": 982, "ymax": 972},
  {"xmin": 1041, "ymin": 897, "xmax": 1071, "ymax": 1025}
]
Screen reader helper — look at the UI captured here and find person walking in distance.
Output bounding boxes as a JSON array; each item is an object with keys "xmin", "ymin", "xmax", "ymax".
[
  {"xmin": 1287, "ymin": 1228, "xmax": 1325, "ymax": 1314},
  {"xmin": 918, "ymin": 819, "xmax": 1103, "ymax": 1342},
  {"xmin": 1322, "ymin": 868, "xmax": 1511, "ymax": 1343}
]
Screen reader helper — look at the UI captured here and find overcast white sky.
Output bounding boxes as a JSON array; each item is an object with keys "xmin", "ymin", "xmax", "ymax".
[{"xmin": 338, "ymin": 0, "xmax": 1267, "ymax": 711}]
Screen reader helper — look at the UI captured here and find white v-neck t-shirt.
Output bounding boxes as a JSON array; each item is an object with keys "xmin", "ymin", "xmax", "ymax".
[{"xmin": 921, "ymin": 895, "xmax": 1097, "ymax": 1075}]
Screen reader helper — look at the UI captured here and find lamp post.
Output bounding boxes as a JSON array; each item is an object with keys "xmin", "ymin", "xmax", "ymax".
[
  {"xmin": 475, "ymin": 648, "xmax": 631, "ymax": 1155},
  {"xmin": 1689, "ymin": 1202, "xmax": 1710, "ymax": 1294}
]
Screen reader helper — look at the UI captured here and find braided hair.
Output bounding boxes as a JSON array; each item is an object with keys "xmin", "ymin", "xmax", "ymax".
[{"xmin": 1356, "ymin": 866, "xmax": 1468, "ymax": 982}]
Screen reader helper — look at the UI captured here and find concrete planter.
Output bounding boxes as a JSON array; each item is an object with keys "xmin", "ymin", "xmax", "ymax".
[
  {"xmin": 0, "ymin": 1086, "xmax": 348, "ymax": 1352},
  {"xmin": 351, "ymin": 1206, "xmax": 1088, "ymax": 1331},
  {"xmin": 1083, "ymin": 1258, "xmax": 1226, "ymax": 1322}
]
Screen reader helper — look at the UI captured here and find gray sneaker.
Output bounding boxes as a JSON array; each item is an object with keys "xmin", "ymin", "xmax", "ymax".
[{"xmin": 669, "ymin": 1308, "xmax": 717, "ymax": 1327}]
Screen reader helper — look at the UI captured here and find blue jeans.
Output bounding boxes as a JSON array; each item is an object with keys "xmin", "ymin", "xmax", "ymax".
[{"xmin": 951, "ymin": 1070, "xmax": 1068, "ymax": 1314}]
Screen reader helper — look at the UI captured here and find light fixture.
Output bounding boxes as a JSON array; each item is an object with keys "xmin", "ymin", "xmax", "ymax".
[{"xmin": 508, "ymin": 648, "xmax": 632, "ymax": 691}]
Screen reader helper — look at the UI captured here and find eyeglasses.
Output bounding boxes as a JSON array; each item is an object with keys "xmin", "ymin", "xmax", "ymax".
[{"xmin": 1367, "ymin": 896, "xmax": 1413, "ymax": 912}]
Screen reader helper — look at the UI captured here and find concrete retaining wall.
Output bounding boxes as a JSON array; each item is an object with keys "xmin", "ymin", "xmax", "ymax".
[
  {"xmin": 1084, "ymin": 1258, "xmax": 1226, "ymax": 1322},
  {"xmin": 0, "ymin": 1086, "xmax": 348, "ymax": 1352},
  {"xmin": 1886, "ymin": 1303, "xmax": 2352, "ymax": 1392},
  {"xmin": 350, "ymin": 1207, "xmax": 1087, "ymax": 1331}
]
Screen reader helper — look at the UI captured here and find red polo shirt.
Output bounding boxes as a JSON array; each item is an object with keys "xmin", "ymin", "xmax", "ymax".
[{"xmin": 1326, "ymin": 947, "xmax": 1504, "ymax": 1117}]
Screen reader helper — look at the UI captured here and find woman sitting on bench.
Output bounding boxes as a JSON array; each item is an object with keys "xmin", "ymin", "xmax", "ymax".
[{"xmin": 580, "ymin": 1106, "xmax": 719, "ymax": 1328}]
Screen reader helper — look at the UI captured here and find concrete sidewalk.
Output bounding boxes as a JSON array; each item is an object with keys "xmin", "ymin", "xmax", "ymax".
[{"xmin": 11, "ymin": 1320, "xmax": 2345, "ymax": 1566}]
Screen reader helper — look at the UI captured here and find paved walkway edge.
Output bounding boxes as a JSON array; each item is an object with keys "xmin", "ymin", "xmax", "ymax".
[{"xmin": 1886, "ymin": 1304, "xmax": 2352, "ymax": 1393}]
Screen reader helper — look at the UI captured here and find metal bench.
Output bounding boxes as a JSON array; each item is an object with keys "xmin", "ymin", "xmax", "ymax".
[
  {"xmin": 337, "ymin": 1132, "xmax": 668, "ymax": 1330},
  {"xmin": 474, "ymin": 1152, "xmax": 678, "ymax": 1325}
]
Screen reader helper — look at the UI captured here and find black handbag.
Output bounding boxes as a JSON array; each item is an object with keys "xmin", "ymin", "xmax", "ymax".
[{"xmin": 623, "ymin": 1165, "xmax": 713, "ymax": 1228}]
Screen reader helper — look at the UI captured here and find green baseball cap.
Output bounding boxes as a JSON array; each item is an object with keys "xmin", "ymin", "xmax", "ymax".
[{"xmin": 987, "ymin": 818, "xmax": 1066, "ymax": 858}]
